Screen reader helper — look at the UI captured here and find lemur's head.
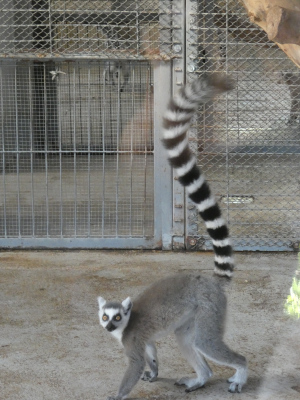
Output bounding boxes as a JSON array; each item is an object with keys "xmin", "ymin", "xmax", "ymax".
[{"xmin": 97, "ymin": 296, "xmax": 132, "ymax": 341}]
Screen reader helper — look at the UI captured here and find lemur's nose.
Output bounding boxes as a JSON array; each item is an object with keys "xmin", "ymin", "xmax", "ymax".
[{"xmin": 106, "ymin": 321, "xmax": 117, "ymax": 332}]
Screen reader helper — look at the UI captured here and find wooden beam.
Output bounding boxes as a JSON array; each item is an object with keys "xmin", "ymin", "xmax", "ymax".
[
  {"xmin": 240, "ymin": 0, "xmax": 300, "ymax": 69},
  {"xmin": 266, "ymin": 6, "xmax": 300, "ymax": 44}
]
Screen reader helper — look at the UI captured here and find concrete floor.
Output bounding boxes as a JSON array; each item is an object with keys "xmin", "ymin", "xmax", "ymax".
[{"xmin": 0, "ymin": 250, "xmax": 300, "ymax": 400}]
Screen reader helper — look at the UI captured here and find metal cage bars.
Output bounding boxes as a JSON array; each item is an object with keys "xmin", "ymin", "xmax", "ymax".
[{"xmin": 0, "ymin": 60, "xmax": 173, "ymax": 248}]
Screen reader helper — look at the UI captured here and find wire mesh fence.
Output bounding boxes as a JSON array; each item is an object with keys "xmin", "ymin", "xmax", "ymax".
[
  {"xmin": 186, "ymin": 0, "xmax": 300, "ymax": 250},
  {"xmin": 0, "ymin": 0, "xmax": 182, "ymax": 60},
  {"xmin": 0, "ymin": 60, "xmax": 155, "ymax": 241},
  {"xmin": 0, "ymin": 0, "xmax": 300, "ymax": 250}
]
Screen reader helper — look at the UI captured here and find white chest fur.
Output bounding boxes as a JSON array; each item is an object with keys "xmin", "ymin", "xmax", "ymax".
[{"xmin": 111, "ymin": 328, "xmax": 123, "ymax": 344}]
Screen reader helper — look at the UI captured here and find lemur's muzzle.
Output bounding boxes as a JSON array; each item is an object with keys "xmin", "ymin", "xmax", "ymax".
[{"xmin": 106, "ymin": 322, "xmax": 117, "ymax": 332}]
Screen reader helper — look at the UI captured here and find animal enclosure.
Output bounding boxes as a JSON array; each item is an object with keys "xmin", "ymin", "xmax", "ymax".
[{"xmin": 0, "ymin": 0, "xmax": 299, "ymax": 250}]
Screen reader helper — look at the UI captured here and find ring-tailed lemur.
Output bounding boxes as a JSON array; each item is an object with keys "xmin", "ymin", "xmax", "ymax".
[{"xmin": 98, "ymin": 74, "xmax": 247, "ymax": 400}]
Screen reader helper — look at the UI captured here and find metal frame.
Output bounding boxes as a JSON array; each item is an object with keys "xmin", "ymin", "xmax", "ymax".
[
  {"xmin": 0, "ymin": 60, "xmax": 174, "ymax": 249},
  {"xmin": 167, "ymin": 0, "xmax": 186, "ymax": 250},
  {"xmin": 0, "ymin": 0, "xmax": 187, "ymax": 250}
]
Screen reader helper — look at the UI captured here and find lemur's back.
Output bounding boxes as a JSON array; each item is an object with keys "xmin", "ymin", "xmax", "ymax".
[{"xmin": 122, "ymin": 274, "xmax": 226, "ymax": 342}]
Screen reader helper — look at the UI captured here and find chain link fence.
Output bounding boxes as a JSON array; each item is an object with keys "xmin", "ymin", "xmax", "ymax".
[
  {"xmin": 186, "ymin": 0, "xmax": 300, "ymax": 251},
  {"xmin": 0, "ymin": 0, "xmax": 181, "ymax": 60}
]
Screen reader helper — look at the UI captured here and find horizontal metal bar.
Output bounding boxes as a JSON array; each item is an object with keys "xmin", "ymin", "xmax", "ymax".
[
  {"xmin": 0, "ymin": 149, "xmax": 155, "ymax": 155},
  {"xmin": 0, "ymin": 54, "xmax": 176, "ymax": 61},
  {"xmin": 187, "ymin": 237, "xmax": 298, "ymax": 252},
  {"xmin": 0, "ymin": 237, "xmax": 161, "ymax": 249}
]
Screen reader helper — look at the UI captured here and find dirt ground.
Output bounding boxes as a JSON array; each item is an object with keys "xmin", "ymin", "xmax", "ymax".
[{"xmin": 0, "ymin": 250, "xmax": 299, "ymax": 400}]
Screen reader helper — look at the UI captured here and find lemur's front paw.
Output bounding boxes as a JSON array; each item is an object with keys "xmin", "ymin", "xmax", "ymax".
[{"xmin": 141, "ymin": 370, "xmax": 158, "ymax": 382}]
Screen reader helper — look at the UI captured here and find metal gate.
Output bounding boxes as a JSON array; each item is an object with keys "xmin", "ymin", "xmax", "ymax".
[
  {"xmin": 0, "ymin": 0, "xmax": 300, "ymax": 250},
  {"xmin": 0, "ymin": 0, "xmax": 182, "ymax": 248},
  {"xmin": 179, "ymin": 1, "xmax": 300, "ymax": 251}
]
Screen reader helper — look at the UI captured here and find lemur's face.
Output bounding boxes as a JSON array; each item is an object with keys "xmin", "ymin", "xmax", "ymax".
[{"xmin": 98, "ymin": 297, "xmax": 132, "ymax": 340}]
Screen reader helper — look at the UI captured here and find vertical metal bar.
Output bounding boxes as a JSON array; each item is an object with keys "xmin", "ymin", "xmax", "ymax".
[
  {"xmin": 73, "ymin": 63, "xmax": 77, "ymax": 236},
  {"xmin": 57, "ymin": 61, "xmax": 63, "ymax": 238},
  {"xmin": 149, "ymin": 63, "xmax": 155, "ymax": 238},
  {"xmin": 14, "ymin": 65, "xmax": 21, "ymax": 238},
  {"xmin": 77, "ymin": 62, "xmax": 83, "ymax": 147},
  {"xmin": 185, "ymin": 0, "xmax": 208, "ymax": 242},
  {"xmin": 0, "ymin": 62, "xmax": 7, "ymax": 237},
  {"xmin": 129, "ymin": 63, "xmax": 134, "ymax": 236},
  {"xmin": 48, "ymin": 0, "xmax": 52, "ymax": 55},
  {"xmin": 153, "ymin": 61, "xmax": 173, "ymax": 249},
  {"xmin": 135, "ymin": 1, "xmax": 140, "ymax": 56},
  {"xmin": 29, "ymin": 63, "xmax": 35, "ymax": 237},
  {"xmin": 87, "ymin": 62, "xmax": 91, "ymax": 237},
  {"xmin": 142, "ymin": 65, "xmax": 150, "ymax": 237},
  {"xmin": 172, "ymin": 0, "xmax": 186, "ymax": 249},
  {"xmin": 44, "ymin": 63, "xmax": 49, "ymax": 237},
  {"xmin": 101, "ymin": 63, "xmax": 106, "ymax": 236},
  {"xmin": 116, "ymin": 61, "xmax": 121, "ymax": 236},
  {"xmin": 67, "ymin": 63, "xmax": 72, "ymax": 148},
  {"xmin": 225, "ymin": 0, "xmax": 230, "ymax": 226}
]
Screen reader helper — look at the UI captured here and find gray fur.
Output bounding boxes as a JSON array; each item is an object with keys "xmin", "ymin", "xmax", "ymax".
[{"xmin": 98, "ymin": 274, "xmax": 247, "ymax": 400}]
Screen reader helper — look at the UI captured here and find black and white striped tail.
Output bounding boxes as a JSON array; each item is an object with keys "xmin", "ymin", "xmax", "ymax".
[{"xmin": 162, "ymin": 74, "xmax": 235, "ymax": 278}]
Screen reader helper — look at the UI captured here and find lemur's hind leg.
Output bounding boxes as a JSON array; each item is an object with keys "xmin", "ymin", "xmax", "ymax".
[
  {"xmin": 174, "ymin": 321, "xmax": 212, "ymax": 392},
  {"xmin": 141, "ymin": 341, "xmax": 158, "ymax": 382},
  {"xmin": 193, "ymin": 311, "xmax": 247, "ymax": 393}
]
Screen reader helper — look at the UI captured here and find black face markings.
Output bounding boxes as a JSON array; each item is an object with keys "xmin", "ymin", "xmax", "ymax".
[
  {"xmin": 113, "ymin": 314, "xmax": 122, "ymax": 322},
  {"xmin": 106, "ymin": 322, "xmax": 117, "ymax": 332},
  {"xmin": 102, "ymin": 314, "xmax": 108, "ymax": 321}
]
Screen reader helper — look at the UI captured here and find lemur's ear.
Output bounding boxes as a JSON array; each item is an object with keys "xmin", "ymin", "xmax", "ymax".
[
  {"xmin": 97, "ymin": 297, "xmax": 106, "ymax": 309},
  {"xmin": 122, "ymin": 297, "xmax": 132, "ymax": 314}
]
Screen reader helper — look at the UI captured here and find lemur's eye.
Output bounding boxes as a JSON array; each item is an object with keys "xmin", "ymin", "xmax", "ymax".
[
  {"xmin": 102, "ymin": 315, "xmax": 108, "ymax": 321},
  {"xmin": 114, "ymin": 314, "xmax": 121, "ymax": 321}
]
